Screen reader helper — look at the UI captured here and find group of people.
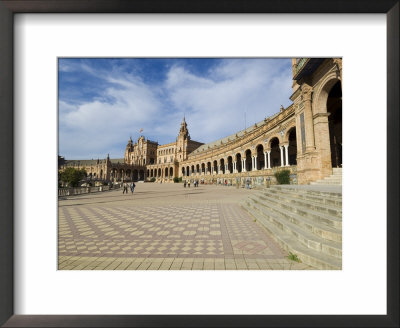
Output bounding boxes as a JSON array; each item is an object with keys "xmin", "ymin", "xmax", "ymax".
[
  {"xmin": 183, "ymin": 180, "xmax": 199, "ymax": 188},
  {"xmin": 122, "ymin": 181, "xmax": 136, "ymax": 194}
]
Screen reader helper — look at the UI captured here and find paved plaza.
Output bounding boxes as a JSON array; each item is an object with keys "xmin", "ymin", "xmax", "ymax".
[{"xmin": 58, "ymin": 183, "xmax": 311, "ymax": 270}]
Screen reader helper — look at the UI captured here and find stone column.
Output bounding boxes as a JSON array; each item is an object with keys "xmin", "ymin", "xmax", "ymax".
[
  {"xmin": 267, "ymin": 151, "xmax": 271, "ymax": 169},
  {"xmin": 264, "ymin": 152, "xmax": 267, "ymax": 170},
  {"xmin": 254, "ymin": 155, "xmax": 258, "ymax": 170},
  {"xmin": 242, "ymin": 159, "xmax": 246, "ymax": 172},
  {"xmin": 302, "ymin": 86, "xmax": 316, "ymax": 151},
  {"xmin": 280, "ymin": 146, "xmax": 284, "ymax": 167},
  {"xmin": 284, "ymin": 144, "xmax": 290, "ymax": 166}
]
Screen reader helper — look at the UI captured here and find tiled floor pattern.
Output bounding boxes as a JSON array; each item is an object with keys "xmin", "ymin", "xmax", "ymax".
[{"xmin": 58, "ymin": 185, "xmax": 311, "ymax": 270}]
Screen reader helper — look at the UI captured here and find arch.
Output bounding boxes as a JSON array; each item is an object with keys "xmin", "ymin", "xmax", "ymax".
[
  {"xmin": 287, "ymin": 127, "xmax": 297, "ymax": 165},
  {"xmin": 196, "ymin": 164, "xmax": 200, "ymax": 174},
  {"xmin": 313, "ymin": 73, "xmax": 341, "ymax": 116},
  {"xmin": 270, "ymin": 137, "xmax": 281, "ymax": 167},
  {"xmin": 133, "ymin": 169, "xmax": 138, "ymax": 181},
  {"xmin": 235, "ymin": 153, "xmax": 242, "ymax": 173},
  {"xmin": 170, "ymin": 167, "xmax": 173, "ymax": 177},
  {"xmin": 245, "ymin": 149, "xmax": 252, "ymax": 171},
  {"xmin": 219, "ymin": 158, "xmax": 225, "ymax": 174},
  {"xmin": 139, "ymin": 170, "xmax": 144, "ymax": 180},
  {"xmin": 182, "ymin": 167, "xmax": 185, "ymax": 176},
  {"xmin": 201, "ymin": 163, "xmax": 205, "ymax": 174},
  {"xmin": 327, "ymin": 80, "xmax": 342, "ymax": 167},
  {"xmin": 207, "ymin": 162, "xmax": 211, "ymax": 174},
  {"xmin": 227, "ymin": 156, "xmax": 233, "ymax": 173},
  {"xmin": 256, "ymin": 144, "xmax": 264, "ymax": 170},
  {"xmin": 186, "ymin": 166, "xmax": 190, "ymax": 176},
  {"xmin": 165, "ymin": 167, "xmax": 169, "ymax": 178},
  {"xmin": 157, "ymin": 168, "xmax": 161, "ymax": 177},
  {"xmin": 213, "ymin": 160, "xmax": 218, "ymax": 174}
]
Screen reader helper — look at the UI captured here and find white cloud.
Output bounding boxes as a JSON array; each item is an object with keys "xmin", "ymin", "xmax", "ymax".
[{"xmin": 59, "ymin": 59, "xmax": 293, "ymax": 159}]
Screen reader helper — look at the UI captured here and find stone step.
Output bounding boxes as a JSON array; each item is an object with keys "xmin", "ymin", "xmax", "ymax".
[
  {"xmin": 241, "ymin": 202, "xmax": 342, "ymax": 270},
  {"xmin": 272, "ymin": 185, "xmax": 342, "ymax": 198},
  {"xmin": 253, "ymin": 193, "xmax": 342, "ymax": 230},
  {"xmin": 267, "ymin": 187, "xmax": 342, "ymax": 207},
  {"xmin": 261, "ymin": 189, "xmax": 342, "ymax": 217},
  {"xmin": 266, "ymin": 187, "xmax": 342, "ymax": 207},
  {"xmin": 249, "ymin": 196, "xmax": 342, "ymax": 245},
  {"xmin": 322, "ymin": 176, "xmax": 342, "ymax": 181},
  {"xmin": 311, "ymin": 180, "xmax": 342, "ymax": 185}
]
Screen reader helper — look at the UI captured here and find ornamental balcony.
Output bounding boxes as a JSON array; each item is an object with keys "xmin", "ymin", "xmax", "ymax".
[{"xmin": 293, "ymin": 58, "xmax": 325, "ymax": 81}]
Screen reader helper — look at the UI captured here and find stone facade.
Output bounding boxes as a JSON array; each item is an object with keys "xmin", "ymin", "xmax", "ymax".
[{"xmin": 59, "ymin": 58, "xmax": 342, "ymax": 186}]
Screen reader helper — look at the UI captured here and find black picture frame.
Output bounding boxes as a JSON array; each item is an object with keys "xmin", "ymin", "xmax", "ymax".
[{"xmin": 0, "ymin": 1, "xmax": 398, "ymax": 327}]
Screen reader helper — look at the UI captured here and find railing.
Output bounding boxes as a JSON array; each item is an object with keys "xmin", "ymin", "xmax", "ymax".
[
  {"xmin": 295, "ymin": 58, "xmax": 308, "ymax": 74},
  {"xmin": 58, "ymin": 184, "xmax": 121, "ymax": 197}
]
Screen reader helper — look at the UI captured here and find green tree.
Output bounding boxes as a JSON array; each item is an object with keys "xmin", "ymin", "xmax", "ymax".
[{"xmin": 59, "ymin": 168, "xmax": 87, "ymax": 187}]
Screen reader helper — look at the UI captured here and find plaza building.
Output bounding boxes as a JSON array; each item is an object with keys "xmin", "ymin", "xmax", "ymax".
[{"xmin": 59, "ymin": 58, "xmax": 342, "ymax": 186}]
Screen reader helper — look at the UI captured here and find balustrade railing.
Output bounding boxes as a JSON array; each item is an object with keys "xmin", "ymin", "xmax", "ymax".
[{"xmin": 58, "ymin": 184, "xmax": 121, "ymax": 197}]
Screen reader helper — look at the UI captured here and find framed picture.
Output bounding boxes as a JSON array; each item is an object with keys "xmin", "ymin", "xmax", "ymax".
[{"xmin": 0, "ymin": 1, "xmax": 398, "ymax": 327}]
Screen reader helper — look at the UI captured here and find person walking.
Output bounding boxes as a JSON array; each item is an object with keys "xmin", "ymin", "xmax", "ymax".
[
  {"xmin": 123, "ymin": 181, "xmax": 128, "ymax": 194},
  {"xmin": 130, "ymin": 181, "xmax": 136, "ymax": 194},
  {"xmin": 188, "ymin": 180, "xmax": 190, "ymax": 188},
  {"xmin": 184, "ymin": 180, "xmax": 186, "ymax": 188}
]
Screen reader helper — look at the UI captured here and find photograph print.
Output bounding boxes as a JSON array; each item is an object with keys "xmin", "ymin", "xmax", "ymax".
[{"xmin": 58, "ymin": 58, "xmax": 342, "ymax": 270}]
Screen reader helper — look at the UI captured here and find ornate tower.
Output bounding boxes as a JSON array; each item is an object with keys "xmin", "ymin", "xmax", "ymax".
[
  {"xmin": 124, "ymin": 137, "xmax": 134, "ymax": 164},
  {"xmin": 176, "ymin": 116, "xmax": 190, "ymax": 162}
]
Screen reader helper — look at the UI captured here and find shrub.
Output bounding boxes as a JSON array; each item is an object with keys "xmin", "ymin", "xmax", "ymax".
[
  {"xmin": 150, "ymin": 177, "xmax": 156, "ymax": 182},
  {"xmin": 274, "ymin": 169, "xmax": 291, "ymax": 185},
  {"xmin": 173, "ymin": 177, "xmax": 180, "ymax": 183}
]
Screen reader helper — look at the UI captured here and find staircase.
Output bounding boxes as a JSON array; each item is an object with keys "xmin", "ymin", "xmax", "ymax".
[
  {"xmin": 310, "ymin": 168, "xmax": 342, "ymax": 185},
  {"xmin": 241, "ymin": 185, "xmax": 342, "ymax": 270}
]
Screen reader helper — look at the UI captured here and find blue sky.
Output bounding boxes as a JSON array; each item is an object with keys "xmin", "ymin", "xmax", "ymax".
[{"xmin": 59, "ymin": 58, "xmax": 293, "ymax": 159}]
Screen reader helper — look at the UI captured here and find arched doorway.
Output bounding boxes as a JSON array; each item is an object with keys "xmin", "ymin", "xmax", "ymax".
[
  {"xmin": 169, "ymin": 167, "xmax": 173, "ymax": 177},
  {"xmin": 165, "ymin": 167, "xmax": 169, "ymax": 178},
  {"xmin": 157, "ymin": 168, "xmax": 161, "ymax": 178},
  {"xmin": 213, "ymin": 160, "xmax": 218, "ymax": 174},
  {"xmin": 270, "ymin": 138, "xmax": 281, "ymax": 167},
  {"xmin": 287, "ymin": 127, "xmax": 297, "ymax": 165},
  {"xmin": 245, "ymin": 149, "xmax": 252, "ymax": 171},
  {"xmin": 182, "ymin": 167, "xmax": 185, "ymax": 176},
  {"xmin": 236, "ymin": 153, "xmax": 242, "ymax": 173},
  {"xmin": 327, "ymin": 81, "xmax": 342, "ymax": 167},
  {"xmin": 227, "ymin": 156, "xmax": 233, "ymax": 173},
  {"xmin": 196, "ymin": 164, "xmax": 200, "ymax": 175},
  {"xmin": 201, "ymin": 163, "xmax": 205, "ymax": 174},
  {"xmin": 220, "ymin": 158, "xmax": 225, "ymax": 174},
  {"xmin": 207, "ymin": 162, "xmax": 211, "ymax": 174},
  {"xmin": 256, "ymin": 144, "xmax": 264, "ymax": 169}
]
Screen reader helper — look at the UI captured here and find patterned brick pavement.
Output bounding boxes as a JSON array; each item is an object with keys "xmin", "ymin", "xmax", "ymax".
[{"xmin": 58, "ymin": 184, "xmax": 311, "ymax": 270}]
